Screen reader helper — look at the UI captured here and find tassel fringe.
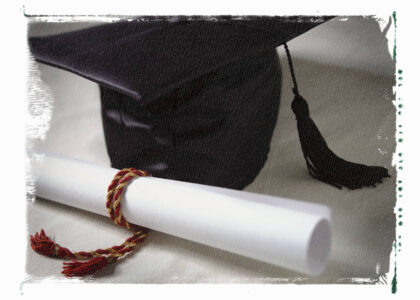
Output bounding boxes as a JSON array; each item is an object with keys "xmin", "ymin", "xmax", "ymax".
[
  {"xmin": 62, "ymin": 256, "xmax": 112, "ymax": 277},
  {"xmin": 292, "ymin": 94, "xmax": 390, "ymax": 189},
  {"xmin": 30, "ymin": 229, "xmax": 58, "ymax": 258}
]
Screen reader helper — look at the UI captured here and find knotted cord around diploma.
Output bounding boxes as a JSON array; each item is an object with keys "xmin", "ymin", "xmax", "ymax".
[{"xmin": 30, "ymin": 168, "xmax": 151, "ymax": 277}]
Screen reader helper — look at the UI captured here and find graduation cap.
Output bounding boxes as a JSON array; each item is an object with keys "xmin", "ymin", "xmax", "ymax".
[{"xmin": 28, "ymin": 16, "xmax": 389, "ymax": 190}]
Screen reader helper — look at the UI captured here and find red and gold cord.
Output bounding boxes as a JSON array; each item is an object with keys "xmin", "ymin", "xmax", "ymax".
[{"xmin": 30, "ymin": 168, "xmax": 150, "ymax": 277}]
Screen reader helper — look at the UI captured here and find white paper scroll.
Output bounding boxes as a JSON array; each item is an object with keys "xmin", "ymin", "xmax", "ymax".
[{"xmin": 31, "ymin": 153, "xmax": 332, "ymax": 276}]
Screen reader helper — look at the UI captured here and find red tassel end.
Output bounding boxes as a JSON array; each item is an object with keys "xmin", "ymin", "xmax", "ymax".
[
  {"xmin": 30, "ymin": 229, "xmax": 58, "ymax": 258},
  {"xmin": 62, "ymin": 256, "xmax": 110, "ymax": 277}
]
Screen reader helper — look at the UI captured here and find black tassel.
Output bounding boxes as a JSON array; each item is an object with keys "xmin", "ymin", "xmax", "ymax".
[{"xmin": 284, "ymin": 43, "xmax": 390, "ymax": 189}]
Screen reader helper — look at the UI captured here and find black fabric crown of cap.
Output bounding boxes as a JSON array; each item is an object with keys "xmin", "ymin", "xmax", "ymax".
[{"xmin": 29, "ymin": 16, "xmax": 389, "ymax": 190}]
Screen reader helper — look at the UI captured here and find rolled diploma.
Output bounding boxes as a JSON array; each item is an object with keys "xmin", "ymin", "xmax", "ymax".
[{"xmin": 32, "ymin": 153, "xmax": 331, "ymax": 276}]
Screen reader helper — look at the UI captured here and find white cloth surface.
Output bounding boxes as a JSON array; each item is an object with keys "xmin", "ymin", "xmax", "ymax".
[{"xmin": 25, "ymin": 21, "xmax": 396, "ymax": 283}]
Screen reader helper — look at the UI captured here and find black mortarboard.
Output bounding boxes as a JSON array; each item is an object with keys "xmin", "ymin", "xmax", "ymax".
[{"xmin": 28, "ymin": 16, "xmax": 389, "ymax": 190}]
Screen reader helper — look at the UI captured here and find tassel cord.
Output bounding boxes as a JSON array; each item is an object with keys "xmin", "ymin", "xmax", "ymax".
[{"xmin": 284, "ymin": 43, "xmax": 299, "ymax": 96}]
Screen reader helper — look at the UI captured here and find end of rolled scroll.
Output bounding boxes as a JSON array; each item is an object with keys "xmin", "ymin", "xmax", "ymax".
[{"xmin": 306, "ymin": 219, "xmax": 331, "ymax": 276}]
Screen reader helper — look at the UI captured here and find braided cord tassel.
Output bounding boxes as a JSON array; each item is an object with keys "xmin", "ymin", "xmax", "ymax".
[{"xmin": 30, "ymin": 168, "xmax": 151, "ymax": 277}]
